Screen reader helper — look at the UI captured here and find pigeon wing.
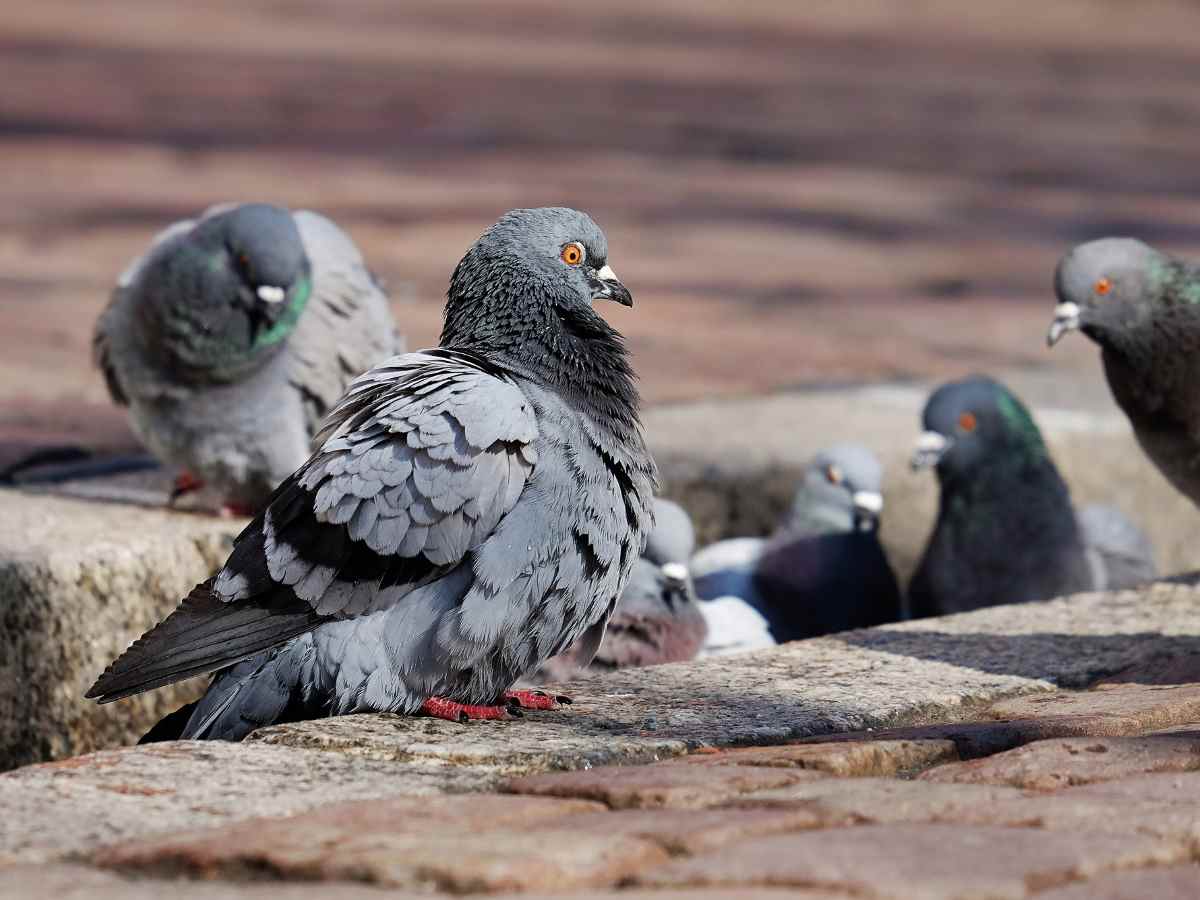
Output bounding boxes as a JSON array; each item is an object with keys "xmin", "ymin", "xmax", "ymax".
[
  {"xmin": 287, "ymin": 210, "xmax": 402, "ymax": 433},
  {"xmin": 87, "ymin": 350, "xmax": 538, "ymax": 702}
]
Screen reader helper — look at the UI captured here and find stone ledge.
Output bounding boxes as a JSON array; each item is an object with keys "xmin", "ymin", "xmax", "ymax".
[{"xmin": 0, "ymin": 491, "xmax": 243, "ymax": 770}]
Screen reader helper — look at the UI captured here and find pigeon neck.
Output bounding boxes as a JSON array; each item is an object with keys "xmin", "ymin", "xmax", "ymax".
[{"xmin": 443, "ymin": 295, "xmax": 643, "ymax": 433}]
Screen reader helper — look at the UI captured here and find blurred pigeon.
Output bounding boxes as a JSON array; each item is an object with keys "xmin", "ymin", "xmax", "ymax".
[
  {"xmin": 691, "ymin": 535, "xmax": 776, "ymax": 657},
  {"xmin": 643, "ymin": 497, "xmax": 695, "ymax": 565},
  {"xmin": 536, "ymin": 557, "xmax": 707, "ymax": 680},
  {"xmin": 94, "ymin": 202, "xmax": 401, "ymax": 513},
  {"xmin": 692, "ymin": 444, "xmax": 902, "ymax": 646},
  {"xmin": 1049, "ymin": 238, "xmax": 1200, "ymax": 507},
  {"xmin": 908, "ymin": 375, "xmax": 1096, "ymax": 618},
  {"xmin": 87, "ymin": 207, "xmax": 657, "ymax": 739},
  {"xmin": 1076, "ymin": 503, "xmax": 1157, "ymax": 591}
]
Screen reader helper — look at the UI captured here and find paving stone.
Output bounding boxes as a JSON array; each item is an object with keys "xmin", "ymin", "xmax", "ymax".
[
  {"xmin": 0, "ymin": 491, "xmax": 242, "ymax": 770},
  {"xmin": 0, "ymin": 741, "xmax": 520, "ymax": 864},
  {"xmin": 920, "ymin": 732, "xmax": 1200, "ymax": 790},
  {"xmin": 98, "ymin": 794, "xmax": 657, "ymax": 893},
  {"xmin": 638, "ymin": 823, "xmax": 1189, "ymax": 898},
  {"xmin": 1094, "ymin": 653, "xmax": 1200, "ymax": 687},
  {"xmin": 0, "ymin": 864, "xmax": 423, "ymax": 898},
  {"xmin": 987, "ymin": 683, "xmax": 1200, "ymax": 735},
  {"xmin": 504, "ymin": 760, "xmax": 827, "ymax": 809},
  {"xmin": 248, "ymin": 710, "xmax": 689, "ymax": 773},
  {"xmin": 680, "ymin": 739, "xmax": 958, "ymax": 776},
  {"xmin": 551, "ymin": 807, "xmax": 827, "ymax": 855},
  {"xmin": 1063, "ymin": 770, "xmax": 1200, "ymax": 805},
  {"xmin": 723, "ymin": 777, "xmax": 1030, "ymax": 824},
  {"xmin": 1035, "ymin": 865, "xmax": 1200, "ymax": 899},
  {"xmin": 794, "ymin": 720, "xmax": 1068, "ymax": 760}
]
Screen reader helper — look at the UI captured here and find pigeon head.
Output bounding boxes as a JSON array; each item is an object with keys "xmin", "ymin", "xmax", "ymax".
[
  {"xmin": 443, "ymin": 208, "xmax": 630, "ymax": 346},
  {"xmin": 911, "ymin": 376, "xmax": 1048, "ymax": 481},
  {"xmin": 787, "ymin": 443, "xmax": 885, "ymax": 535},
  {"xmin": 140, "ymin": 203, "xmax": 313, "ymax": 379},
  {"xmin": 442, "ymin": 207, "xmax": 638, "ymax": 417},
  {"xmin": 643, "ymin": 498, "xmax": 696, "ymax": 566},
  {"xmin": 1048, "ymin": 238, "xmax": 1162, "ymax": 350}
]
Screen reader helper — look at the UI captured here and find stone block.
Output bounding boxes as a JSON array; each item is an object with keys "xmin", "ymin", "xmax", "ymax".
[{"xmin": 0, "ymin": 490, "xmax": 242, "ymax": 770}]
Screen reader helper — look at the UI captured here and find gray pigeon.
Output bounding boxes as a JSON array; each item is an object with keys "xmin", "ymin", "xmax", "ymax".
[
  {"xmin": 909, "ymin": 376, "xmax": 1102, "ymax": 617},
  {"xmin": 1049, "ymin": 237, "xmax": 1200, "ymax": 507},
  {"xmin": 88, "ymin": 207, "xmax": 657, "ymax": 739},
  {"xmin": 94, "ymin": 202, "xmax": 401, "ymax": 513},
  {"xmin": 1076, "ymin": 503, "xmax": 1157, "ymax": 591}
]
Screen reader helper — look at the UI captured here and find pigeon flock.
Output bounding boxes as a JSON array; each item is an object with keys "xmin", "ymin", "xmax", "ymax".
[{"xmin": 75, "ymin": 202, "xmax": 1178, "ymax": 740}]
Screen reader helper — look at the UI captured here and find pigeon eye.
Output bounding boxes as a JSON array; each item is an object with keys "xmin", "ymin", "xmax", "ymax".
[
  {"xmin": 958, "ymin": 412, "xmax": 977, "ymax": 432},
  {"xmin": 824, "ymin": 465, "xmax": 843, "ymax": 484},
  {"xmin": 1093, "ymin": 277, "xmax": 1112, "ymax": 296},
  {"xmin": 560, "ymin": 242, "xmax": 585, "ymax": 266}
]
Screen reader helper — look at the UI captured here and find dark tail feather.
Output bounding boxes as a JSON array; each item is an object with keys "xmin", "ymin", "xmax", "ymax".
[
  {"xmin": 139, "ymin": 701, "xmax": 199, "ymax": 743},
  {"xmin": 181, "ymin": 647, "xmax": 312, "ymax": 742},
  {"xmin": 86, "ymin": 579, "xmax": 327, "ymax": 704}
]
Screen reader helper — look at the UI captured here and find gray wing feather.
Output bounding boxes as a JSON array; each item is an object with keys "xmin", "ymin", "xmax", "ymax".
[
  {"xmin": 287, "ymin": 211, "xmax": 401, "ymax": 431},
  {"xmin": 239, "ymin": 351, "xmax": 538, "ymax": 616}
]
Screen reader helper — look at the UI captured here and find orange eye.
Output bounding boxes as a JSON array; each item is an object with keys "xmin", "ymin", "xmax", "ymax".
[
  {"xmin": 1093, "ymin": 277, "xmax": 1112, "ymax": 296},
  {"xmin": 560, "ymin": 242, "xmax": 585, "ymax": 266},
  {"xmin": 958, "ymin": 411, "xmax": 977, "ymax": 432},
  {"xmin": 825, "ymin": 465, "xmax": 843, "ymax": 484}
]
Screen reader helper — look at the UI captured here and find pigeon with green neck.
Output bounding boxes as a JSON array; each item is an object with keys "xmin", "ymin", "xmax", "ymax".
[
  {"xmin": 909, "ymin": 375, "xmax": 1153, "ymax": 618},
  {"xmin": 1049, "ymin": 237, "xmax": 1200, "ymax": 508},
  {"xmin": 94, "ymin": 202, "xmax": 400, "ymax": 514}
]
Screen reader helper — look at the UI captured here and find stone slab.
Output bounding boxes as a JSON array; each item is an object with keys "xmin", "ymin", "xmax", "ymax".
[
  {"xmin": 1035, "ymin": 866, "xmax": 1200, "ymax": 900},
  {"xmin": 987, "ymin": 683, "xmax": 1200, "ymax": 733},
  {"xmin": 921, "ymin": 731, "xmax": 1200, "ymax": 790},
  {"xmin": 97, "ymin": 794, "xmax": 662, "ymax": 894},
  {"xmin": 0, "ymin": 741, "xmax": 524, "ymax": 865},
  {"xmin": 638, "ymin": 823, "xmax": 1190, "ymax": 898},
  {"xmin": 678, "ymin": 739, "xmax": 958, "ymax": 776},
  {"xmin": 0, "ymin": 490, "xmax": 243, "ymax": 770},
  {"xmin": 0, "ymin": 864, "xmax": 431, "ymax": 900},
  {"xmin": 504, "ymin": 760, "xmax": 827, "ymax": 810}
]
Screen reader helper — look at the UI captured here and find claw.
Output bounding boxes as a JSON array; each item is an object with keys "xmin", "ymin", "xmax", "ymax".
[
  {"xmin": 503, "ymin": 689, "xmax": 572, "ymax": 710},
  {"xmin": 169, "ymin": 471, "xmax": 205, "ymax": 504}
]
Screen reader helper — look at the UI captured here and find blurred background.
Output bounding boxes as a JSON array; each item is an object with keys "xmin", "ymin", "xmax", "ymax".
[{"xmin": 4, "ymin": 0, "xmax": 1200, "ymax": 461}]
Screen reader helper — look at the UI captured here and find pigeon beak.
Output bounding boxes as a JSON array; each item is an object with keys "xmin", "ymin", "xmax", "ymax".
[
  {"xmin": 256, "ymin": 284, "xmax": 287, "ymax": 304},
  {"xmin": 851, "ymin": 491, "xmax": 884, "ymax": 530},
  {"xmin": 1047, "ymin": 302, "xmax": 1081, "ymax": 347},
  {"xmin": 591, "ymin": 264, "xmax": 633, "ymax": 307},
  {"xmin": 911, "ymin": 431, "xmax": 950, "ymax": 470},
  {"xmin": 660, "ymin": 562, "xmax": 691, "ymax": 609}
]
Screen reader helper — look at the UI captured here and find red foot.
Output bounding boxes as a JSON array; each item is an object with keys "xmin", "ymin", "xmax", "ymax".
[
  {"xmin": 420, "ymin": 696, "xmax": 512, "ymax": 723},
  {"xmin": 503, "ymin": 689, "xmax": 573, "ymax": 710},
  {"xmin": 169, "ymin": 470, "xmax": 205, "ymax": 504}
]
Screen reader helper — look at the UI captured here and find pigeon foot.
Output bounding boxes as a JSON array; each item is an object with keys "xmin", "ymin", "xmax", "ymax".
[
  {"xmin": 503, "ymin": 689, "xmax": 572, "ymax": 710},
  {"xmin": 169, "ymin": 470, "xmax": 205, "ymax": 504},
  {"xmin": 420, "ymin": 696, "xmax": 513, "ymax": 723}
]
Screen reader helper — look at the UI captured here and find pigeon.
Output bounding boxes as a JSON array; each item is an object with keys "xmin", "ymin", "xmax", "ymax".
[
  {"xmin": 1076, "ymin": 503, "xmax": 1157, "ymax": 591},
  {"xmin": 93, "ymin": 202, "xmax": 401, "ymax": 513},
  {"xmin": 643, "ymin": 497, "xmax": 695, "ymax": 566},
  {"xmin": 87, "ymin": 207, "xmax": 657, "ymax": 740},
  {"xmin": 1049, "ymin": 237, "xmax": 1200, "ymax": 507},
  {"xmin": 691, "ymin": 443, "xmax": 902, "ymax": 647},
  {"xmin": 908, "ymin": 375, "xmax": 1098, "ymax": 618},
  {"xmin": 535, "ymin": 556, "xmax": 707, "ymax": 681}
]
